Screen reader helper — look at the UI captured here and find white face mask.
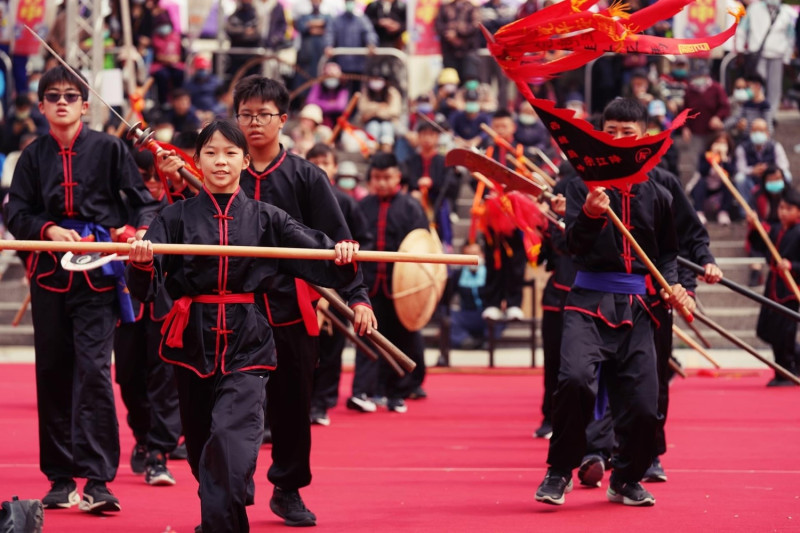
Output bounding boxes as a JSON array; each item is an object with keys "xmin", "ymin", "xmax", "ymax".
[
  {"xmin": 323, "ymin": 78, "xmax": 339, "ymax": 89},
  {"xmin": 518, "ymin": 114, "xmax": 536, "ymax": 125},
  {"xmin": 368, "ymin": 79, "xmax": 386, "ymax": 92}
]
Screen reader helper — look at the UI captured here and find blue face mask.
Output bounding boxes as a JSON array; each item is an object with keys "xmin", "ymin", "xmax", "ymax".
[
  {"xmin": 750, "ymin": 131, "xmax": 768, "ymax": 146},
  {"xmin": 671, "ymin": 68, "xmax": 688, "ymax": 79},
  {"xmin": 337, "ymin": 177, "xmax": 357, "ymax": 190},
  {"xmin": 765, "ymin": 180, "xmax": 785, "ymax": 194},
  {"xmin": 464, "ymin": 102, "xmax": 480, "ymax": 114},
  {"xmin": 733, "ymin": 88, "xmax": 751, "ymax": 103}
]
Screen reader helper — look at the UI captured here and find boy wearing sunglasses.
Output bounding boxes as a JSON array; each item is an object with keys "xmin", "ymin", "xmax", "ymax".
[{"xmin": 5, "ymin": 65, "xmax": 161, "ymax": 514}]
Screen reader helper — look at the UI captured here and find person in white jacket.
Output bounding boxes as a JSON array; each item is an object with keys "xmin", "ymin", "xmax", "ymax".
[{"xmin": 735, "ymin": 0, "xmax": 797, "ymax": 113}]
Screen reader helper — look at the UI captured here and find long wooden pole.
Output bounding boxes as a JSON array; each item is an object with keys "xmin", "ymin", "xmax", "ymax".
[
  {"xmin": 672, "ymin": 324, "xmax": 720, "ymax": 368},
  {"xmin": 603, "ymin": 208, "xmax": 694, "ymax": 322},
  {"xmin": 693, "ymin": 310, "xmax": 800, "ymax": 385},
  {"xmin": 11, "ymin": 292, "xmax": 31, "ymax": 327},
  {"xmin": 0, "ymin": 240, "xmax": 478, "ymax": 266},
  {"xmin": 669, "ymin": 358, "xmax": 687, "ymax": 379},
  {"xmin": 706, "ymin": 152, "xmax": 800, "ymax": 302},
  {"xmin": 327, "ymin": 92, "xmax": 361, "ymax": 145}
]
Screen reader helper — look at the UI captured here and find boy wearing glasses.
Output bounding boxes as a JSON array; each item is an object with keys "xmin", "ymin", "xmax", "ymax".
[{"xmin": 5, "ymin": 65, "xmax": 161, "ymax": 513}]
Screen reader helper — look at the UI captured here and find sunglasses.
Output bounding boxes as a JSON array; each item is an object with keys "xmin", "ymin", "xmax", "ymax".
[{"xmin": 43, "ymin": 92, "xmax": 83, "ymax": 104}]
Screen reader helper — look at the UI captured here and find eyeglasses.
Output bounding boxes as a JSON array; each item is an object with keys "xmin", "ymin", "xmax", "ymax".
[
  {"xmin": 235, "ymin": 112, "xmax": 282, "ymax": 125},
  {"xmin": 43, "ymin": 92, "xmax": 83, "ymax": 104}
]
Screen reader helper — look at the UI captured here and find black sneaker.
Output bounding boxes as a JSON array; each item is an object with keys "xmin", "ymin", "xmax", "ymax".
[
  {"xmin": 131, "ymin": 443, "xmax": 148, "ymax": 474},
  {"xmin": 42, "ymin": 478, "xmax": 80, "ymax": 509},
  {"xmin": 533, "ymin": 421, "xmax": 553, "ymax": 439},
  {"xmin": 607, "ymin": 474, "xmax": 655, "ymax": 506},
  {"xmin": 534, "ymin": 468, "xmax": 573, "ymax": 505},
  {"xmin": 310, "ymin": 407, "xmax": 330, "ymax": 426},
  {"xmin": 387, "ymin": 397, "xmax": 408, "ymax": 413},
  {"xmin": 269, "ymin": 487, "xmax": 317, "ymax": 527},
  {"xmin": 80, "ymin": 480, "xmax": 121, "ymax": 513},
  {"xmin": 578, "ymin": 454, "xmax": 606, "ymax": 487},
  {"xmin": 346, "ymin": 394, "xmax": 377, "ymax": 413},
  {"xmin": 169, "ymin": 437, "xmax": 188, "ymax": 460},
  {"xmin": 643, "ymin": 457, "xmax": 667, "ymax": 483},
  {"xmin": 407, "ymin": 386, "xmax": 427, "ymax": 400},
  {"xmin": 145, "ymin": 453, "xmax": 176, "ymax": 486}
]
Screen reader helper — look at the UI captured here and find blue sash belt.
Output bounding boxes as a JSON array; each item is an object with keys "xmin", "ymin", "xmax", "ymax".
[
  {"xmin": 573, "ymin": 271, "xmax": 646, "ymax": 295},
  {"xmin": 61, "ymin": 220, "xmax": 136, "ymax": 323}
]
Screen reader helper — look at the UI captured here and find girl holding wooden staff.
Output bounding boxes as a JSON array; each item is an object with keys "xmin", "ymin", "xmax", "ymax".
[{"xmin": 126, "ymin": 120, "xmax": 360, "ymax": 533}]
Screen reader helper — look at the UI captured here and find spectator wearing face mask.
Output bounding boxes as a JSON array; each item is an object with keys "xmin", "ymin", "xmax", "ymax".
[
  {"xmin": 450, "ymin": 90, "xmax": 490, "ymax": 148},
  {"xmin": 149, "ymin": 11, "xmax": 185, "ymax": 105},
  {"xmin": 734, "ymin": 117, "xmax": 792, "ymax": 207},
  {"xmin": 690, "ymin": 132, "xmax": 737, "ymax": 226},
  {"xmin": 737, "ymin": 73, "xmax": 773, "ymax": 133},
  {"xmin": 735, "ymin": 0, "xmax": 798, "ymax": 112},
  {"xmin": 306, "ymin": 62, "xmax": 350, "ymax": 128},
  {"xmin": 514, "ymin": 100, "xmax": 552, "ymax": 155},
  {"xmin": 359, "ymin": 77, "xmax": 402, "ymax": 152},
  {"xmin": 293, "ymin": 0, "xmax": 332, "ymax": 94},
  {"xmin": 3, "ymin": 94, "xmax": 48, "ymax": 153},
  {"xmin": 745, "ymin": 166, "xmax": 790, "ymax": 286},
  {"xmin": 324, "ymin": 0, "xmax": 378, "ymax": 90},
  {"xmin": 681, "ymin": 60, "xmax": 730, "ymax": 149},
  {"xmin": 657, "ymin": 56, "xmax": 689, "ymax": 116},
  {"xmin": 435, "ymin": 68, "xmax": 464, "ymax": 123},
  {"xmin": 183, "ymin": 55, "xmax": 223, "ymax": 116}
]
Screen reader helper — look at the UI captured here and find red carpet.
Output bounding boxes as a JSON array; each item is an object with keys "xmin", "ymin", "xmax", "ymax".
[{"xmin": 0, "ymin": 364, "xmax": 798, "ymax": 532}]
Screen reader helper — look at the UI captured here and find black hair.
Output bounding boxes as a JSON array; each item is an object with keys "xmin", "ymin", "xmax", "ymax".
[
  {"xmin": 233, "ymin": 75, "xmax": 289, "ymax": 115},
  {"xmin": 306, "ymin": 142, "xmax": 336, "ymax": 162},
  {"xmin": 14, "ymin": 94, "xmax": 31, "ymax": 108},
  {"xmin": 171, "ymin": 87, "xmax": 190, "ymax": 100},
  {"xmin": 132, "ymin": 149, "xmax": 155, "ymax": 171},
  {"xmin": 762, "ymin": 165, "xmax": 783, "ymax": 185},
  {"xmin": 367, "ymin": 151, "xmax": 399, "ymax": 179},
  {"xmin": 745, "ymin": 73, "xmax": 765, "ymax": 86},
  {"xmin": 195, "ymin": 119, "xmax": 249, "ymax": 156},
  {"xmin": 782, "ymin": 187, "xmax": 800, "ymax": 209},
  {"xmin": 415, "ymin": 121, "xmax": 439, "ymax": 134},
  {"xmin": 38, "ymin": 65, "xmax": 89, "ymax": 102},
  {"xmin": 492, "ymin": 109, "xmax": 514, "ymax": 121},
  {"xmin": 173, "ymin": 130, "xmax": 200, "ymax": 150},
  {"xmin": 602, "ymin": 97, "xmax": 648, "ymax": 130}
]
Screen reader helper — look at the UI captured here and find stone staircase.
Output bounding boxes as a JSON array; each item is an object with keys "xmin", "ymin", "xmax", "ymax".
[{"xmin": 0, "ymin": 250, "xmax": 32, "ymax": 346}]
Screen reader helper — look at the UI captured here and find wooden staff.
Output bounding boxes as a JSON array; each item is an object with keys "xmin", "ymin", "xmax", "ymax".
[
  {"xmin": 530, "ymin": 146, "xmax": 561, "ymax": 175},
  {"xmin": 480, "ymin": 123, "xmax": 556, "ymax": 187},
  {"xmin": 317, "ymin": 305, "xmax": 405, "ymax": 376},
  {"xmin": 602, "ymin": 207, "xmax": 694, "ymax": 322},
  {"xmin": 706, "ymin": 152, "xmax": 800, "ymax": 302},
  {"xmin": 327, "ymin": 92, "xmax": 361, "ymax": 145},
  {"xmin": 673, "ymin": 324, "xmax": 720, "ymax": 368},
  {"xmin": 669, "ymin": 358, "xmax": 687, "ymax": 379},
  {"xmin": 693, "ymin": 310, "xmax": 800, "ymax": 385},
  {"xmin": 678, "ymin": 256, "xmax": 800, "ymax": 323},
  {"xmin": 504, "ymin": 153, "xmax": 553, "ymax": 192},
  {"xmin": 0, "ymin": 240, "xmax": 478, "ymax": 266},
  {"xmin": 310, "ymin": 284, "xmax": 416, "ymax": 372},
  {"xmin": 11, "ymin": 292, "xmax": 31, "ymax": 327},
  {"xmin": 682, "ymin": 317, "xmax": 713, "ymax": 349}
]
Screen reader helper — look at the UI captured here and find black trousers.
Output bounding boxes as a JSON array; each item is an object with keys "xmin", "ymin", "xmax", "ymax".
[
  {"xmin": 547, "ymin": 306, "xmax": 658, "ymax": 483},
  {"xmin": 175, "ymin": 367, "xmax": 266, "ymax": 533},
  {"xmin": 584, "ymin": 304, "xmax": 672, "ymax": 459},
  {"xmin": 540, "ymin": 309, "xmax": 563, "ymax": 423},
  {"xmin": 31, "ymin": 277, "xmax": 120, "ymax": 482},
  {"xmin": 267, "ymin": 323, "xmax": 319, "ymax": 491},
  {"xmin": 351, "ymin": 293, "xmax": 425, "ymax": 399},
  {"xmin": 311, "ymin": 309, "xmax": 347, "ymax": 411},
  {"xmin": 483, "ymin": 231, "xmax": 527, "ymax": 309},
  {"xmin": 114, "ymin": 316, "xmax": 182, "ymax": 456}
]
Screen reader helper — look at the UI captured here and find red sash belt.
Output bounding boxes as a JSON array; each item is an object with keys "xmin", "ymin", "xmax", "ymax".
[{"xmin": 161, "ymin": 293, "xmax": 255, "ymax": 348}]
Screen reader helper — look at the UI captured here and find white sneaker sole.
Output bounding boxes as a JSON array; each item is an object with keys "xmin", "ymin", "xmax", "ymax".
[
  {"xmin": 79, "ymin": 497, "xmax": 121, "ymax": 513},
  {"xmin": 347, "ymin": 397, "xmax": 377, "ymax": 413},
  {"xmin": 606, "ymin": 487, "xmax": 656, "ymax": 506},
  {"xmin": 146, "ymin": 473, "xmax": 177, "ymax": 486},
  {"xmin": 535, "ymin": 479, "xmax": 573, "ymax": 505},
  {"xmin": 44, "ymin": 490, "xmax": 81, "ymax": 509}
]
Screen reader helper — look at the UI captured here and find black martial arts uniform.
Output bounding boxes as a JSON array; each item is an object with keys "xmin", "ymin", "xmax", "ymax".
[
  {"xmin": 354, "ymin": 192, "xmax": 430, "ymax": 401},
  {"xmin": 537, "ymin": 174, "xmax": 578, "ymax": 433},
  {"xmin": 126, "ymin": 188, "xmax": 356, "ymax": 533},
  {"xmin": 311, "ymin": 187, "xmax": 374, "ymax": 414},
  {"xmin": 582, "ymin": 168, "xmax": 717, "ymax": 461},
  {"xmin": 114, "ymin": 192, "xmax": 181, "ymax": 465},
  {"xmin": 547, "ymin": 177, "xmax": 679, "ymax": 484},
  {"xmin": 240, "ymin": 147, "xmax": 370, "ymax": 492},
  {"xmin": 750, "ymin": 221, "xmax": 800, "ymax": 380},
  {"xmin": 6, "ymin": 125, "xmax": 160, "ymax": 485}
]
